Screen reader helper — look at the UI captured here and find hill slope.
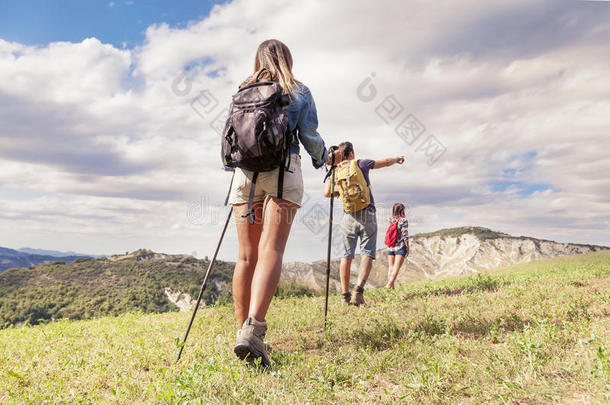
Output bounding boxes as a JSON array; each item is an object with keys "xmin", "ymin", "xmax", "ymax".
[
  {"xmin": 282, "ymin": 226, "xmax": 608, "ymax": 291},
  {"xmin": 0, "ymin": 249, "xmax": 235, "ymax": 328},
  {"xmin": 1, "ymin": 252, "xmax": 608, "ymax": 403}
]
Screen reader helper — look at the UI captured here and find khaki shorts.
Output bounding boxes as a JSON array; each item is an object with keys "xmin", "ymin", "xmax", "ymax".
[{"xmin": 228, "ymin": 154, "xmax": 304, "ymax": 207}]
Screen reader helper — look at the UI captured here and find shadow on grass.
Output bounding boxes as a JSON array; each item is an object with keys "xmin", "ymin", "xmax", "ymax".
[
  {"xmin": 350, "ymin": 312, "xmax": 528, "ymax": 351},
  {"xmin": 402, "ymin": 274, "xmax": 508, "ymax": 300}
]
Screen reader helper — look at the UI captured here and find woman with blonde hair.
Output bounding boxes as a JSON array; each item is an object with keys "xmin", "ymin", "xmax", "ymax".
[
  {"xmin": 227, "ymin": 39, "xmax": 339, "ymax": 366},
  {"xmin": 385, "ymin": 203, "xmax": 409, "ymax": 289}
]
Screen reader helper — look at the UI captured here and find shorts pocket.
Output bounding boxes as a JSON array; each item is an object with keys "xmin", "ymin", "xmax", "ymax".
[
  {"xmin": 234, "ymin": 170, "xmax": 250, "ymax": 193},
  {"xmin": 283, "ymin": 155, "xmax": 303, "ymax": 192},
  {"xmin": 228, "ymin": 169, "xmax": 251, "ymax": 204}
]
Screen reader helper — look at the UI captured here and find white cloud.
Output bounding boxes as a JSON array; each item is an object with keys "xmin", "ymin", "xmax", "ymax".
[{"xmin": 0, "ymin": 0, "xmax": 609, "ymax": 260}]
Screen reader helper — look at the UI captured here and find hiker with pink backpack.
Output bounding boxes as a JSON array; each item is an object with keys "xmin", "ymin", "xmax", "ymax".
[{"xmin": 385, "ymin": 203, "xmax": 409, "ymax": 289}]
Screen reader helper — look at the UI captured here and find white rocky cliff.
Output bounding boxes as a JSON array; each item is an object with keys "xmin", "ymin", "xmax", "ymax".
[
  {"xmin": 164, "ymin": 288, "xmax": 196, "ymax": 312},
  {"xmin": 281, "ymin": 227, "xmax": 607, "ymax": 291}
]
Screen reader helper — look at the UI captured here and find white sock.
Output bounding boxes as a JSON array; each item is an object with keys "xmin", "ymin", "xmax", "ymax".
[{"xmin": 249, "ymin": 316, "xmax": 266, "ymax": 326}]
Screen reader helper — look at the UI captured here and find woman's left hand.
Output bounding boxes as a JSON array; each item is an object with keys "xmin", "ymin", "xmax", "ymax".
[{"xmin": 327, "ymin": 149, "xmax": 342, "ymax": 166}]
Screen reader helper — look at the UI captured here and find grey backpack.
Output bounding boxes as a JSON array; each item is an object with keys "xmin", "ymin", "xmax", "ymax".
[{"xmin": 221, "ymin": 73, "xmax": 295, "ymax": 223}]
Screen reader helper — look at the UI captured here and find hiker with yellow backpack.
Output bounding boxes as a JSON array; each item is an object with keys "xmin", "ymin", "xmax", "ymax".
[{"xmin": 323, "ymin": 141, "xmax": 404, "ymax": 305}]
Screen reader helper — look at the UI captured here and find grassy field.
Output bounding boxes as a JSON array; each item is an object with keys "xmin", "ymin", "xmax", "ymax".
[{"xmin": 1, "ymin": 251, "xmax": 609, "ymax": 404}]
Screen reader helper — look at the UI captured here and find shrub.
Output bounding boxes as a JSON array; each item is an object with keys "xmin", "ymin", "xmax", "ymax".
[{"xmin": 274, "ymin": 281, "xmax": 317, "ymax": 299}]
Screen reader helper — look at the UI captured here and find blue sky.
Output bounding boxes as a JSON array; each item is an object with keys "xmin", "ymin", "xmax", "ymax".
[
  {"xmin": 0, "ymin": 0, "xmax": 226, "ymax": 48},
  {"xmin": 0, "ymin": 0, "xmax": 609, "ymax": 259}
]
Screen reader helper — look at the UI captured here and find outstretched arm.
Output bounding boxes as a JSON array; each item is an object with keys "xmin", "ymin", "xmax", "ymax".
[{"xmin": 373, "ymin": 155, "xmax": 405, "ymax": 169}]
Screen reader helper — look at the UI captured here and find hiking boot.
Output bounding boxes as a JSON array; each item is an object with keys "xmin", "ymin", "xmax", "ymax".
[
  {"xmin": 234, "ymin": 317, "xmax": 271, "ymax": 367},
  {"xmin": 341, "ymin": 292, "xmax": 352, "ymax": 305},
  {"xmin": 236, "ymin": 328, "xmax": 272, "ymax": 353},
  {"xmin": 350, "ymin": 286, "xmax": 366, "ymax": 306}
]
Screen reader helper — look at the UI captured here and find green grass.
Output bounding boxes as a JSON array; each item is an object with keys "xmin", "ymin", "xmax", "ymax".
[{"xmin": 1, "ymin": 252, "xmax": 609, "ymax": 404}]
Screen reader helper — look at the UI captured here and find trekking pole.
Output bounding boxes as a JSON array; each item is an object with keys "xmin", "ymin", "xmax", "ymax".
[
  {"xmin": 323, "ymin": 148, "xmax": 338, "ymax": 331},
  {"xmin": 176, "ymin": 205, "xmax": 233, "ymax": 363}
]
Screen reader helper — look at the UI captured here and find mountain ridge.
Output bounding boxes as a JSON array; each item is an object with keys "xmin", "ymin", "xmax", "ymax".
[
  {"xmin": 0, "ymin": 246, "xmax": 88, "ymax": 273},
  {"xmin": 280, "ymin": 226, "xmax": 608, "ymax": 291},
  {"xmin": 411, "ymin": 226, "xmax": 605, "ymax": 246},
  {"xmin": 17, "ymin": 247, "xmax": 103, "ymax": 258}
]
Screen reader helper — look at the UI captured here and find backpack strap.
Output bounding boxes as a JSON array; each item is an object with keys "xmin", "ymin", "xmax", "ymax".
[
  {"xmin": 254, "ymin": 68, "xmax": 268, "ymax": 82},
  {"xmin": 277, "ymin": 164, "xmax": 284, "ymax": 200},
  {"xmin": 278, "ymin": 147, "xmax": 289, "ymax": 200},
  {"xmin": 276, "ymin": 130, "xmax": 296, "ymax": 200},
  {"xmin": 242, "ymin": 171, "xmax": 259, "ymax": 225}
]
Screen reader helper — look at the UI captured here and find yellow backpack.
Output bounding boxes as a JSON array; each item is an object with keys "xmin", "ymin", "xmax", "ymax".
[{"xmin": 335, "ymin": 159, "xmax": 370, "ymax": 213}]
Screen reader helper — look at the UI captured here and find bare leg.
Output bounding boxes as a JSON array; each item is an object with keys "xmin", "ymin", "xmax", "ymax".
[
  {"xmin": 340, "ymin": 258, "xmax": 352, "ymax": 293},
  {"xmin": 356, "ymin": 256, "xmax": 373, "ymax": 287},
  {"xmin": 248, "ymin": 197, "xmax": 299, "ymax": 322},
  {"xmin": 386, "ymin": 254, "xmax": 395, "ymax": 288},
  {"xmin": 232, "ymin": 202, "xmax": 263, "ymax": 328},
  {"xmin": 388, "ymin": 255, "xmax": 405, "ymax": 289}
]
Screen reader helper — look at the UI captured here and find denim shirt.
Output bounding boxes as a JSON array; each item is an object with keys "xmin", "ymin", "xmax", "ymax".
[{"xmin": 286, "ymin": 84, "xmax": 329, "ymax": 169}]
